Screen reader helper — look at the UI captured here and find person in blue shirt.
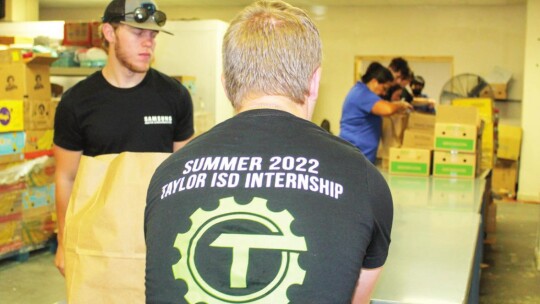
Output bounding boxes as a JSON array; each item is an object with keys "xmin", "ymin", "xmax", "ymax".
[{"xmin": 340, "ymin": 62, "xmax": 412, "ymax": 164}]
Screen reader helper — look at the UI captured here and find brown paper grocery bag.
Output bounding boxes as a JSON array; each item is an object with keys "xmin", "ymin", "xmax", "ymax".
[
  {"xmin": 377, "ymin": 112, "xmax": 409, "ymax": 160},
  {"xmin": 63, "ymin": 152, "xmax": 170, "ymax": 304}
]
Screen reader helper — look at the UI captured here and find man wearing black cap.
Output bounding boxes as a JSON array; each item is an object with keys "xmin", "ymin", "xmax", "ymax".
[{"xmin": 53, "ymin": 0, "xmax": 194, "ymax": 301}]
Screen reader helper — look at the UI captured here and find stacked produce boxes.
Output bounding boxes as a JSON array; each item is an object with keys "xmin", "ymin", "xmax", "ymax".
[{"xmin": 0, "ymin": 48, "xmax": 56, "ymax": 259}]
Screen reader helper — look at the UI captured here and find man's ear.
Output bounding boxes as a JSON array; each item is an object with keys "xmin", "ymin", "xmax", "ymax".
[
  {"xmin": 306, "ymin": 67, "xmax": 322, "ymax": 120},
  {"xmin": 221, "ymin": 74, "xmax": 228, "ymax": 98},
  {"xmin": 221, "ymin": 73, "xmax": 237, "ymax": 109},
  {"xmin": 102, "ymin": 23, "xmax": 117, "ymax": 45},
  {"xmin": 308, "ymin": 67, "xmax": 322, "ymax": 102}
]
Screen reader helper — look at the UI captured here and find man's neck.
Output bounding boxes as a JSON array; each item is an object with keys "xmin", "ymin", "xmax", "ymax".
[
  {"xmin": 238, "ymin": 95, "xmax": 309, "ymax": 120},
  {"xmin": 101, "ymin": 62, "xmax": 147, "ymax": 89}
]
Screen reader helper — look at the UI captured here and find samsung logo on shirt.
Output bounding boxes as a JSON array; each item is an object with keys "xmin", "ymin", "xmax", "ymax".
[{"xmin": 145, "ymin": 116, "xmax": 172, "ymax": 125}]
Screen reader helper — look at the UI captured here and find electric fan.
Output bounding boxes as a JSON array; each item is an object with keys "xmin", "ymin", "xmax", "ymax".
[{"xmin": 439, "ymin": 73, "xmax": 494, "ymax": 105}]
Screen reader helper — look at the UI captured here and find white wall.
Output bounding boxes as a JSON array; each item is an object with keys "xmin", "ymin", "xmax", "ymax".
[
  {"xmin": 519, "ymin": 0, "xmax": 540, "ymax": 201},
  {"xmin": 41, "ymin": 3, "xmax": 536, "ymax": 200},
  {"xmin": 40, "ymin": 4, "xmax": 526, "ymax": 125},
  {"xmin": 311, "ymin": 5, "xmax": 525, "ymax": 131}
]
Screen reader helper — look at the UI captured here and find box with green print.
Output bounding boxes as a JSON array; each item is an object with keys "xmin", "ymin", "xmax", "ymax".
[
  {"xmin": 389, "ymin": 147, "xmax": 432, "ymax": 177},
  {"xmin": 434, "ymin": 105, "xmax": 480, "ymax": 153},
  {"xmin": 433, "ymin": 150, "xmax": 477, "ymax": 179}
]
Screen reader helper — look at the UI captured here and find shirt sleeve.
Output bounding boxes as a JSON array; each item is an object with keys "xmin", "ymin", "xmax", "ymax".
[
  {"xmin": 362, "ymin": 89, "xmax": 382, "ymax": 115},
  {"xmin": 53, "ymin": 93, "xmax": 83, "ymax": 151},
  {"xmin": 173, "ymin": 82, "xmax": 195, "ymax": 142},
  {"xmin": 362, "ymin": 167, "xmax": 394, "ymax": 269}
]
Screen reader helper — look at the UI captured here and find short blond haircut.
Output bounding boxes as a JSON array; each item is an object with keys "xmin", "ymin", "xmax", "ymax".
[{"xmin": 222, "ymin": 0, "xmax": 322, "ymax": 108}]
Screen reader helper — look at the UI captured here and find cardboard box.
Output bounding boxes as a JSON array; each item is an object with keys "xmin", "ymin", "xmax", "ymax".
[
  {"xmin": 0, "ymin": 131, "xmax": 25, "ymax": 161},
  {"xmin": 0, "ymin": 36, "xmax": 16, "ymax": 46},
  {"xmin": 0, "ymin": 55, "xmax": 56, "ymax": 100},
  {"xmin": 21, "ymin": 214, "xmax": 55, "ymax": 246},
  {"xmin": 0, "ymin": 153, "xmax": 24, "ymax": 165},
  {"xmin": 451, "ymin": 99, "xmax": 495, "ymax": 164},
  {"xmin": 0, "ymin": 49, "xmax": 25, "ymax": 64},
  {"xmin": 485, "ymin": 66, "xmax": 511, "ymax": 101},
  {"xmin": 0, "ymin": 216, "xmax": 22, "ymax": 246},
  {"xmin": 378, "ymin": 113, "xmax": 408, "ymax": 159},
  {"xmin": 90, "ymin": 21, "xmax": 102, "ymax": 47},
  {"xmin": 26, "ymin": 156, "xmax": 56, "ymax": 187},
  {"xmin": 492, "ymin": 159, "xmax": 518, "ymax": 198},
  {"xmin": 63, "ymin": 22, "xmax": 92, "ymax": 46},
  {"xmin": 389, "ymin": 147, "xmax": 432, "ymax": 176},
  {"xmin": 497, "ymin": 124, "xmax": 522, "ymax": 160},
  {"xmin": 433, "ymin": 150, "xmax": 477, "ymax": 179},
  {"xmin": 452, "ymin": 98, "xmax": 494, "ymax": 123},
  {"xmin": 434, "ymin": 123, "xmax": 478, "ymax": 153},
  {"xmin": 490, "ymin": 83, "xmax": 507, "ymax": 100},
  {"xmin": 434, "ymin": 105, "xmax": 479, "ymax": 153},
  {"xmin": 22, "ymin": 184, "xmax": 55, "ymax": 210},
  {"xmin": 50, "ymin": 97, "xmax": 60, "ymax": 126},
  {"xmin": 481, "ymin": 147, "xmax": 495, "ymax": 171},
  {"xmin": 0, "ymin": 36, "xmax": 34, "ymax": 46},
  {"xmin": 0, "ymin": 99, "xmax": 24, "ymax": 132},
  {"xmin": 24, "ymin": 99, "xmax": 55, "ymax": 130},
  {"xmin": 173, "ymin": 75, "xmax": 197, "ymax": 98},
  {"xmin": 407, "ymin": 111, "xmax": 436, "ymax": 131},
  {"xmin": 436, "ymin": 104, "xmax": 480, "ymax": 125},
  {"xmin": 21, "ymin": 184, "xmax": 56, "ymax": 246},
  {"xmin": 24, "ymin": 129, "xmax": 54, "ymax": 159},
  {"xmin": 481, "ymin": 122, "xmax": 495, "ymax": 151},
  {"xmin": 402, "ymin": 128, "xmax": 434, "ymax": 150},
  {"xmin": 0, "ymin": 186, "xmax": 24, "ymax": 217}
]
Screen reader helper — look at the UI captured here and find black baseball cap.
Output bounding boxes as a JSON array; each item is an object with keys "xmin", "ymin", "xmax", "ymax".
[{"xmin": 102, "ymin": 0, "xmax": 172, "ymax": 35}]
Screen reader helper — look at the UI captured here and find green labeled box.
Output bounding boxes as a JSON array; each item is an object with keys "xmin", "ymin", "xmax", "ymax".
[
  {"xmin": 433, "ymin": 150, "xmax": 477, "ymax": 179},
  {"xmin": 389, "ymin": 147, "xmax": 432, "ymax": 177},
  {"xmin": 434, "ymin": 105, "xmax": 480, "ymax": 153},
  {"xmin": 434, "ymin": 123, "xmax": 477, "ymax": 152}
]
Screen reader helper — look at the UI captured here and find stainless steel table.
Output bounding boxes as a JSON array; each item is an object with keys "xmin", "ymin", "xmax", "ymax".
[
  {"xmin": 372, "ymin": 207, "xmax": 481, "ymax": 304},
  {"xmin": 383, "ymin": 171, "xmax": 488, "ymax": 213},
  {"xmin": 372, "ymin": 171, "xmax": 490, "ymax": 303}
]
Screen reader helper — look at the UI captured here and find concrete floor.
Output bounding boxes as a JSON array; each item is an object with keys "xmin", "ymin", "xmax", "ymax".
[
  {"xmin": 0, "ymin": 201, "xmax": 538, "ymax": 304},
  {"xmin": 479, "ymin": 201, "xmax": 540, "ymax": 304}
]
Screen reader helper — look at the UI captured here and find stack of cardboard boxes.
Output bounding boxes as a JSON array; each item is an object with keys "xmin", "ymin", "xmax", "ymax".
[
  {"xmin": 378, "ymin": 113, "xmax": 408, "ymax": 170},
  {"xmin": 385, "ymin": 103, "xmax": 496, "ymax": 237},
  {"xmin": 55, "ymin": 21, "xmax": 104, "ymax": 68},
  {"xmin": 388, "ymin": 112, "xmax": 435, "ymax": 176},
  {"xmin": 432, "ymin": 105, "xmax": 482, "ymax": 179},
  {"xmin": 452, "ymin": 98, "xmax": 496, "ymax": 171},
  {"xmin": 492, "ymin": 124, "xmax": 522, "ymax": 198},
  {"xmin": 0, "ymin": 48, "xmax": 57, "ymax": 258},
  {"xmin": 449, "ymin": 98, "xmax": 498, "ymax": 237},
  {"xmin": 387, "ymin": 104, "xmax": 483, "ymax": 179}
]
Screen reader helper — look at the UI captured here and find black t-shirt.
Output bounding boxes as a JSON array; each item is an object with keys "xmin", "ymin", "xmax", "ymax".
[
  {"xmin": 53, "ymin": 69, "xmax": 194, "ymax": 156},
  {"xmin": 145, "ymin": 109, "xmax": 393, "ymax": 304}
]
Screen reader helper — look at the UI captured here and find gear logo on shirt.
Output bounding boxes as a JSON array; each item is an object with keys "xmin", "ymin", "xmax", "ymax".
[{"xmin": 173, "ymin": 196, "xmax": 307, "ymax": 303}]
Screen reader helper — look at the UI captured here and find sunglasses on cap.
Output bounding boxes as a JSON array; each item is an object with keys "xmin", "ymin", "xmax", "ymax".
[{"xmin": 124, "ymin": 4, "xmax": 167, "ymax": 27}]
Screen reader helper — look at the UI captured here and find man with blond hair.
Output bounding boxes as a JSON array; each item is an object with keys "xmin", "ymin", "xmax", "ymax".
[{"xmin": 144, "ymin": 1, "xmax": 394, "ymax": 303}]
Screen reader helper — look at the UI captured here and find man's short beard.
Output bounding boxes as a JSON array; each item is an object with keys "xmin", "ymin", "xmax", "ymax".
[{"xmin": 115, "ymin": 41, "xmax": 149, "ymax": 74}]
